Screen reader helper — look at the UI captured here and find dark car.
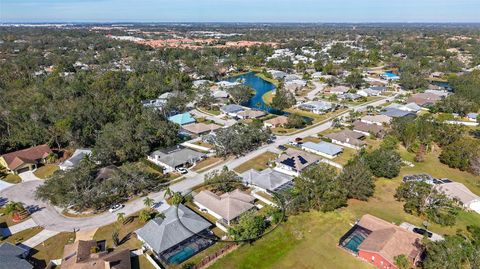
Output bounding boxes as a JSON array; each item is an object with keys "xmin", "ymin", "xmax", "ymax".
[
  {"xmin": 277, "ymin": 145, "xmax": 287, "ymax": 151},
  {"xmin": 413, "ymin": 227, "xmax": 433, "ymax": 238}
]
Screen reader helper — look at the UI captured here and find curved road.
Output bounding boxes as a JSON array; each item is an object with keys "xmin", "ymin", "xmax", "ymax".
[{"xmin": 0, "ymin": 95, "xmax": 396, "ymax": 232}]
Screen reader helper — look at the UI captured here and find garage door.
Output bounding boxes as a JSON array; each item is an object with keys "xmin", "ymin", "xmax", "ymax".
[
  {"xmin": 470, "ymin": 201, "xmax": 480, "ymax": 214},
  {"xmin": 16, "ymin": 167, "xmax": 31, "ymax": 174}
]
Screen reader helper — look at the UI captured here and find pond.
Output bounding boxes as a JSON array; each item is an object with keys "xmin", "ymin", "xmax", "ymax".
[{"xmin": 226, "ymin": 72, "xmax": 282, "ymax": 114}]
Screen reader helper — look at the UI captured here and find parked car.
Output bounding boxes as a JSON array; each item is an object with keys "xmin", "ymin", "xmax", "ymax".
[
  {"xmin": 295, "ymin": 137, "xmax": 303, "ymax": 142},
  {"xmin": 277, "ymin": 145, "xmax": 287, "ymax": 151},
  {"xmin": 109, "ymin": 204, "xmax": 124, "ymax": 213},
  {"xmin": 176, "ymin": 167, "xmax": 188, "ymax": 174},
  {"xmin": 413, "ymin": 227, "xmax": 433, "ymax": 238}
]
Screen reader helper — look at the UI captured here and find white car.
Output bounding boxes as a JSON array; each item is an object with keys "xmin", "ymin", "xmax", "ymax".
[
  {"xmin": 176, "ymin": 167, "xmax": 188, "ymax": 174},
  {"xmin": 108, "ymin": 204, "xmax": 124, "ymax": 213}
]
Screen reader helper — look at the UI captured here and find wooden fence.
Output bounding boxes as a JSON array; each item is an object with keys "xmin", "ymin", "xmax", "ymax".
[{"xmin": 192, "ymin": 243, "xmax": 237, "ymax": 269}]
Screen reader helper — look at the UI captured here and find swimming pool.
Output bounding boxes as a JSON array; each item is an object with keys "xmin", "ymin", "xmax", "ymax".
[
  {"xmin": 343, "ymin": 234, "xmax": 366, "ymax": 253},
  {"xmin": 167, "ymin": 246, "xmax": 196, "ymax": 264}
]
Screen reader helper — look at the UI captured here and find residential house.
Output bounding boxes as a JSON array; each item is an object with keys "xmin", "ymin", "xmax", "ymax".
[
  {"xmin": 329, "ymin": 86, "xmax": 350, "ymax": 95},
  {"xmin": 284, "ymin": 74, "xmax": 301, "ymax": 82},
  {"xmin": 352, "ymin": 121, "xmax": 385, "ymax": 137},
  {"xmin": 237, "ymin": 109, "xmax": 267, "ymax": 119},
  {"xmin": 263, "ymin": 116, "xmax": 289, "ymax": 128},
  {"xmin": 311, "ymin": 72, "xmax": 323, "ymax": 79},
  {"xmin": 216, "ymin": 81, "xmax": 241, "ymax": 88},
  {"xmin": 60, "ymin": 240, "xmax": 131, "ymax": 269},
  {"xmin": 299, "ymin": 101, "xmax": 334, "ymax": 114},
  {"xmin": 192, "ymin": 80, "xmax": 211, "ymax": 88},
  {"xmin": 285, "ymin": 79, "xmax": 307, "ymax": 91},
  {"xmin": 301, "ymin": 141, "xmax": 343, "ymax": 159},
  {"xmin": 385, "ymin": 103, "xmax": 422, "ymax": 113},
  {"xmin": 220, "ymin": 104, "xmax": 245, "ymax": 117},
  {"xmin": 212, "ymin": 90, "xmax": 229, "ymax": 99},
  {"xmin": 168, "ymin": 112, "xmax": 196, "ymax": 126},
  {"xmin": 360, "ymin": 115, "xmax": 392, "ymax": 126},
  {"xmin": 357, "ymin": 88, "xmax": 379, "ymax": 97},
  {"xmin": 325, "ymin": 130, "xmax": 366, "ymax": 149},
  {"xmin": 381, "ymin": 72, "xmax": 400, "ymax": 81},
  {"xmin": 381, "ymin": 108, "xmax": 416, "ymax": 119},
  {"xmin": 193, "ymin": 189, "xmax": 255, "ymax": 225},
  {"xmin": 467, "ymin": 113, "xmax": 478, "ymax": 122},
  {"xmin": 435, "ymin": 182, "xmax": 480, "ymax": 214},
  {"xmin": 407, "ymin": 93, "xmax": 442, "ymax": 107},
  {"xmin": 147, "ymin": 147, "xmax": 206, "ymax": 174},
  {"xmin": 136, "ymin": 204, "xmax": 213, "ymax": 265},
  {"xmin": 0, "ymin": 144, "xmax": 52, "ymax": 174},
  {"xmin": 425, "ymin": 89, "xmax": 450, "ymax": 98},
  {"xmin": 274, "ymin": 148, "xmax": 321, "ymax": 176},
  {"xmin": 268, "ymin": 70, "xmax": 287, "ymax": 80},
  {"xmin": 339, "ymin": 214, "xmax": 423, "ymax": 269},
  {"xmin": 182, "ymin": 123, "xmax": 221, "ymax": 136},
  {"xmin": 59, "ymin": 149, "xmax": 92, "ymax": 171},
  {"xmin": 141, "ymin": 92, "xmax": 173, "ymax": 110},
  {"xmin": 338, "ymin": 93, "xmax": 362, "ymax": 101},
  {"xmin": 240, "ymin": 168, "xmax": 294, "ymax": 193},
  {"xmin": 0, "ymin": 242, "xmax": 32, "ymax": 269}
]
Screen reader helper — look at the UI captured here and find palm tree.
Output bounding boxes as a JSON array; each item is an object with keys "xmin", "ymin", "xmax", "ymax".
[
  {"xmin": 116, "ymin": 212, "xmax": 125, "ymax": 224},
  {"xmin": 4, "ymin": 201, "xmax": 25, "ymax": 216},
  {"xmin": 171, "ymin": 192, "xmax": 183, "ymax": 205},
  {"xmin": 164, "ymin": 187, "xmax": 173, "ymax": 199},
  {"xmin": 143, "ymin": 197, "xmax": 154, "ymax": 208},
  {"xmin": 139, "ymin": 209, "xmax": 151, "ymax": 223}
]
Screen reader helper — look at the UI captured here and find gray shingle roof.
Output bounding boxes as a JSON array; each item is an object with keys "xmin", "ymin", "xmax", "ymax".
[
  {"xmin": 240, "ymin": 168, "xmax": 294, "ymax": 192},
  {"xmin": 150, "ymin": 148, "xmax": 206, "ymax": 168},
  {"xmin": 0, "ymin": 243, "xmax": 32, "ymax": 269},
  {"xmin": 135, "ymin": 204, "xmax": 211, "ymax": 254},
  {"xmin": 221, "ymin": 104, "xmax": 245, "ymax": 114},
  {"xmin": 302, "ymin": 141, "xmax": 343, "ymax": 156},
  {"xmin": 381, "ymin": 108, "xmax": 416, "ymax": 118}
]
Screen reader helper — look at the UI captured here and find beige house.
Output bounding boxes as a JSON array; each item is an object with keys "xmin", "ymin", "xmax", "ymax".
[
  {"xmin": 0, "ymin": 144, "xmax": 52, "ymax": 174},
  {"xmin": 263, "ymin": 115, "xmax": 289, "ymax": 128},
  {"xmin": 193, "ymin": 189, "xmax": 255, "ymax": 225}
]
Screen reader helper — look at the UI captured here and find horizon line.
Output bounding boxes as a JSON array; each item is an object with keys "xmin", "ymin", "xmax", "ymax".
[{"xmin": 2, "ymin": 21, "xmax": 480, "ymax": 24}]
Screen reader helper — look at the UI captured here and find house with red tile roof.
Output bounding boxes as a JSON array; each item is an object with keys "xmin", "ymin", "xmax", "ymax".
[
  {"xmin": 339, "ymin": 214, "xmax": 423, "ymax": 269},
  {"xmin": 0, "ymin": 144, "xmax": 52, "ymax": 174}
]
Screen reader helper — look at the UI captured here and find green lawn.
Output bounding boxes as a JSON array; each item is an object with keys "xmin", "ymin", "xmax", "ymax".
[
  {"xmin": 93, "ymin": 213, "xmax": 146, "ymax": 251},
  {"xmin": 192, "ymin": 157, "xmax": 223, "ymax": 172},
  {"xmin": 333, "ymin": 147, "xmax": 357, "ymax": 166},
  {"xmin": 0, "ymin": 171, "xmax": 21, "ymax": 184},
  {"xmin": 33, "ymin": 164, "xmax": 59, "ymax": 179},
  {"xmin": 233, "ymin": 152, "xmax": 278, "ymax": 173},
  {"xmin": 0, "ymin": 208, "xmax": 31, "ymax": 228},
  {"xmin": 207, "ymin": 146, "xmax": 480, "ymax": 269},
  {"xmin": 262, "ymin": 90, "xmax": 274, "ymax": 105},
  {"xmin": 0, "ymin": 227, "xmax": 43, "ymax": 245},
  {"xmin": 31, "ymin": 232, "xmax": 75, "ymax": 267}
]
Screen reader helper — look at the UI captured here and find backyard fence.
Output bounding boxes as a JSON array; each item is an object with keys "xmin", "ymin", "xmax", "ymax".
[{"xmin": 192, "ymin": 243, "xmax": 238, "ymax": 269}]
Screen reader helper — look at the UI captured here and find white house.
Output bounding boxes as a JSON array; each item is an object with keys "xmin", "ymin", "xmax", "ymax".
[
  {"xmin": 147, "ymin": 147, "xmax": 206, "ymax": 173},
  {"xmin": 59, "ymin": 149, "xmax": 92, "ymax": 171},
  {"xmin": 301, "ymin": 141, "xmax": 343, "ymax": 159}
]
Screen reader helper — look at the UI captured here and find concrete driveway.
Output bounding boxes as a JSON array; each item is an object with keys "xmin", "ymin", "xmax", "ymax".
[
  {"xmin": 0, "ymin": 180, "xmax": 13, "ymax": 191},
  {"xmin": 18, "ymin": 171, "xmax": 41, "ymax": 182}
]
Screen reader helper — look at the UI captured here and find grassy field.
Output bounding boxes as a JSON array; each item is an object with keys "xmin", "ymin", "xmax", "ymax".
[
  {"xmin": 93, "ymin": 213, "xmax": 145, "ymax": 251},
  {"xmin": 0, "ymin": 171, "xmax": 21, "ymax": 183},
  {"xmin": 33, "ymin": 164, "xmax": 59, "ymax": 179},
  {"xmin": 262, "ymin": 90, "xmax": 274, "ymax": 105},
  {"xmin": 31, "ymin": 232, "xmax": 75, "ymax": 267},
  {"xmin": 0, "ymin": 226, "xmax": 43, "ymax": 245},
  {"xmin": 208, "ymin": 145, "xmax": 480, "ymax": 269},
  {"xmin": 192, "ymin": 157, "xmax": 223, "ymax": 172},
  {"xmin": 233, "ymin": 152, "xmax": 278, "ymax": 173}
]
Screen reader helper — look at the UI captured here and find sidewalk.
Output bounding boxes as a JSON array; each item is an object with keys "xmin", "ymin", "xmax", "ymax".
[
  {"xmin": 0, "ymin": 218, "xmax": 38, "ymax": 237},
  {"xmin": 19, "ymin": 229, "xmax": 60, "ymax": 250}
]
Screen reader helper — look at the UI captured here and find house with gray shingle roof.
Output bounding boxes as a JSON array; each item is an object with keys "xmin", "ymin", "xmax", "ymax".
[
  {"xmin": 0, "ymin": 242, "xmax": 32, "ymax": 269},
  {"xmin": 274, "ymin": 148, "xmax": 321, "ymax": 176},
  {"xmin": 325, "ymin": 130, "xmax": 366, "ymax": 150},
  {"xmin": 301, "ymin": 141, "xmax": 343, "ymax": 159},
  {"xmin": 135, "ymin": 204, "xmax": 213, "ymax": 264},
  {"xmin": 147, "ymin": 147, "xmax": 206, "ymax": 174},
  {"xmin": 240, "ymin": 168, "xmax": 294, "ymax": 193}
]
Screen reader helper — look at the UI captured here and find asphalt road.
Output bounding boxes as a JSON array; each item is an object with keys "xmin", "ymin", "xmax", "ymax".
[{"xmin": 0, "ymin": 95, "xmax": 395, "ymax": 232}]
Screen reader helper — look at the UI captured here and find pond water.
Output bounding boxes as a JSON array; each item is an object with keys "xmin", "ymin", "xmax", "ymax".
[{"xmin": 226, "ymin": 72, "xmax": 282, "ymax": 114}]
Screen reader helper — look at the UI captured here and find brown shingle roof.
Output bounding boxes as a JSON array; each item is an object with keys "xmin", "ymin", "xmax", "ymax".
[
  {"xmin": 357, "ymin": 215, "xmax": 423, "ymax": 266},
  {"xmin": 276, "ymin": 148, "xmax": 321, "ymax": 172},
  {"xmin": 237, "ymin": 110, "xmax": 267, "ymax": 119},
  {"xmin": 325, "ymin": 130, "xmax": 366, "ymax": 147},
  {"xmin": 61, "ymin": 240, "xmax": 131, "ymax": 269},
  {"xmin": 264, "ymin": 116, "xmax": 288, "ymax": 127},
  {"xmin": 182, "ymin": 123, "xmax": 221, "ymax": 135},
  {"xmin": 352, "ymin": 121, "xmax": 385, "ymax": 136},
  {"xmin": 407, "ymin": 93, "xmax": 442, "ymax": 106},
  {"xmin": 1, "ymin": 144, "xmax": 52, "ymax": 170}
]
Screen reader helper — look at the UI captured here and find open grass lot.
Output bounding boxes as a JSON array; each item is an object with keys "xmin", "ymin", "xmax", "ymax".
[
  {"xmin": 0, "ymin": 226, "xmax": 43, "ymax": 245},
  {"xmin": 131, "ymin": 255, "xmax": 157, "ymax": 269},
  {"xmin": 0, "ymin": 171, "xmax": 21, "ymax": 183},
  {"xmin": 33, "ymin": 164, "xmax": 59, "ymax": 179},
  {"xmin": 208, "ymin": 145, "xmax": 480, "ymax": 269},
  {"xmin": 333, "ymin": 147, "xmax": 357, "ymax": 166},
  {"xmin": 262, "ymin": 90, "xmax": 274, "ymax": 104},
  {"xmin": 31, "ymin": 232, "xmax": 75, "ymax": 267},
  {"xmin": 233, "ymin": 151, "xmax": 278, "ymax": 173},
  {"xmin": 93, "ymin": 213, "xmax": 145, "ymax": 251},
  {"xmin": 192, "ymin": 157, "xmax": 223, "ymax": 172}
]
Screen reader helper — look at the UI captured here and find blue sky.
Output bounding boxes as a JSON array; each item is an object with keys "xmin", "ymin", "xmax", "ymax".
[{"xmin": 1, "ymin": 0, "xmax": 479, "ymax": 23}]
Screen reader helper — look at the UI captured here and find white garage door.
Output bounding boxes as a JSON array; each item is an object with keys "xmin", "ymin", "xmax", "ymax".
[{"xmin": 470, "ymin": 201, "xmax": 480, "ymax": 214}]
